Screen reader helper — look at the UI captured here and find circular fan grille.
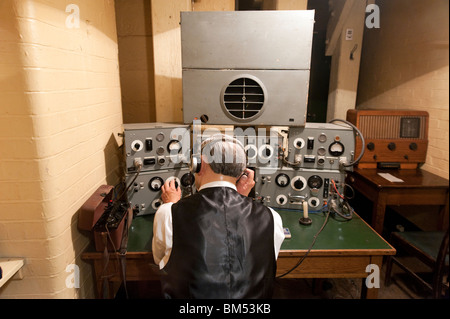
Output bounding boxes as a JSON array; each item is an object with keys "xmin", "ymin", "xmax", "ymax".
[{"xmin": 222, "ymin": 77, "xmax": 265, "ymax": 121}]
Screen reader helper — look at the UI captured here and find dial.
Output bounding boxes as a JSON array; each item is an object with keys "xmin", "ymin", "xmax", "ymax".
[
  {"xmin": 293, "ymin": 138, "xmax": 305, "ymax": 149},
  {"xmin": 181, "ymin": 173, "xmax": 195, "ymax": 187},
  {"xmin": 308, "ymin": 197, "xmax": 320, "ymax": 208},
  {"xmin": 329, "ymin": 141, "xmax": 345, "ymax": 156},
  {"xmin": 276, "ymin": 194, "xmax": 288, "ymax": 206},
  {"xmin": 148, "ymin": 176, "xmax": 164, "ymax": 191},
  {"xmin": 166, "ymin": 176, "xmax": 180, "ymax": 189},
  {"xmin": 291, "ymin": 176, "xmax": 307, "ymax": 191},
  {"xmin": 244, "ymin": 145, "xmax": 258, "ymax": 160},
  {"xmin": 307, "ymin": 175, "xmax": 323, "ymax": 189},
  {"xmin": 167, "ymin": 140, "xmax": 182, "ymax": 154},
  {"xmin": 259, "ymin": 144, "xmax": 274, "ymax": 160},
  {"xmin": 131, "ymin": 140, "xmax": 143, "ymax": 152},
  {"xmin": 275, "ymin": 173, "xmax": 290, "ymax": 187},
  {"xmin": 151, "ymin": 198, "xmax": 163, "ymax": 210}
]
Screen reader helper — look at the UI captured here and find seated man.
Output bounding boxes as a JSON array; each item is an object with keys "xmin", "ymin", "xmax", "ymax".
[{"xmin": 152, "ymin": 134, "xmax": 284, "ymax": 299}]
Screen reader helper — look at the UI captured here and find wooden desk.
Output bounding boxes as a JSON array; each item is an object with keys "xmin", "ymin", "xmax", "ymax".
[
  {"xmin": 82, "ymin": 209, "xmax": 395, "ymax": 299},
  {"xmin": 347, "ymin": 168, "xmax": 449, "ymax": 234}
]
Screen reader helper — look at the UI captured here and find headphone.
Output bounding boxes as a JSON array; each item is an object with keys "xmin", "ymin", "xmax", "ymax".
[{"xmin": 189, "ymin": 134, "xmax": 246, "ymax": 174}]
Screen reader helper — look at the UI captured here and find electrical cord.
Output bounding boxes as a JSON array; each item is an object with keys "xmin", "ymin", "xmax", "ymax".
[
  {"xmin": 276, "ymin": 209, "xmax": 331, "ymax": 279},
  {"xmin": 328, "ymin": 118, "xmax": 365, "ymax": 167},
  {"xmin": 117, "ymin": 162, "xmax": 142, "ymax": 202},
  {"xmin": 329, "ymin": 178, "xmax": 354, "ymax": 221}
]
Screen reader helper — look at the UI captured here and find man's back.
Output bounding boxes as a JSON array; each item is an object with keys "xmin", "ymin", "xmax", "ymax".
[{"xmin": 160, "ymin": 186, "xmax": 276, "ymax": 299}]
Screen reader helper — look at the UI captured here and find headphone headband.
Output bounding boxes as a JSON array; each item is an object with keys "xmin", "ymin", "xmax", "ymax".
[{"xmin": 190, "ymin": 134, "xmax": 245, "ymax": 174}]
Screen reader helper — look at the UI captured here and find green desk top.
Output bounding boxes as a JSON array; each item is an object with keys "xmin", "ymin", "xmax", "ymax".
[{"xmin": 127, "ymin": 209, "xmax": 393, "ymax": 253}]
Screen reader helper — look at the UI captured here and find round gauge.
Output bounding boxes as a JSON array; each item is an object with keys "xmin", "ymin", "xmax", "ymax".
[
  {"xmin": 328, "ymin": 141, "xmax": 345, "ymax": 156},
  {"xmin": 156, "ymin": 132, "xmax": 165, "ymax": 142},
  {"xmin": 148, "ymin": 176, "xmax": 164, "ymax": 192},
  {"xmin": 318, "ymin": 133, "xmax": 327, "ymax": 143},
  {"xmin": 275, "ymin": 173, "xmax": 290, "ymax": 187},
  {"xmin": 181, "ymin": 173, "xmax": 195, "ymax": 187},
  {"xmin": 317, "ymin": 147, "xmax": 326, "ymax": 156},
  {"xmin": 167, "ymin": 140, "xmax": 182, "ymax": 154},
  {"xmin": 307, "ymin": 175, "xmax": 323, "ymax": 189},
  {"xmin": 291, "ymin": 176, "xmax": 307, "ymax": 191}
]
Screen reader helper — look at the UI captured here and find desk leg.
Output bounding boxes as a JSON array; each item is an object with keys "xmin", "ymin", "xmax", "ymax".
[
  {"xmin": 361, "ymin": 256, "xmax": 382, "ymax": 299},
  {"xmin": 438, "ymin": 192, "xmax": 449, "ymax": 231},
  {"xmin": 361, "ymin": 281, "xmax": 379, "ymax": 299},
  {"xmin": 371, "ymin": 191, "xmax": 387, "ymax": 235}
]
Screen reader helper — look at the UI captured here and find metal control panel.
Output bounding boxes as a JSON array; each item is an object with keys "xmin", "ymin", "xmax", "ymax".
[
  {"xmin": 123, "ymin": 123, "xmax": 190, "ymax": 173},
  {"xmin": 239, "ymin": 134, "xmax": 283, "ymax": 170},
  {"xmin": 285, "ymin": 123, "xmax": 355, "ymax": 171},
  {"xmin": 254, "ymin": 167, "xmax": 345, "ymax": 210},
  {"xmin": 126, "ymin": 167, "xmax": 195, "ymax": 216}
]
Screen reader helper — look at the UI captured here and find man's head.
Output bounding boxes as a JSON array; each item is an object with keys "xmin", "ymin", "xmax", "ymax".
[{"xmin": 195, "ymin": 134, "xmax": 246, "ymax": 188}]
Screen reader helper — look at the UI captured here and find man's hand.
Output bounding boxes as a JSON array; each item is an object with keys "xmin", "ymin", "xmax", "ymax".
[
  {"xmin": 161, "ymin": 179, "xmax": 181, "ymax": 203},
  {"xmin": 236, "ymin": 168, "xmax": 255, "ymax": 197}
]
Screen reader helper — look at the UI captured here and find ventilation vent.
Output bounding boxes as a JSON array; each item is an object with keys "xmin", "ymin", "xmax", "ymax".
[{"xmin": 222, "ymin": 77, "xmax": 265, "ymax": 121}]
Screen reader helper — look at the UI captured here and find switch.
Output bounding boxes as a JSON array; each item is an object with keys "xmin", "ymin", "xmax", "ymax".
[
  {"xmin": 145, "ymin": 138, "xmax": 153, "ymax": 152},
  {"xmin": 307, "ymin": 137, "xmax": 314, "ymax": 150}
]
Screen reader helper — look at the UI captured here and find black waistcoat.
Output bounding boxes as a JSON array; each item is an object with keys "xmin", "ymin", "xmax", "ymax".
[{"xmin": 160, "ymin": 186, "xmax": 276, "ymax": 299}]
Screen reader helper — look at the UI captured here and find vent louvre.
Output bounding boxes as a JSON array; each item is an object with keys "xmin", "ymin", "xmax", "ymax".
[{"xmin": 223, "ymin": 77, "xmax": 265, "ymax": 120}]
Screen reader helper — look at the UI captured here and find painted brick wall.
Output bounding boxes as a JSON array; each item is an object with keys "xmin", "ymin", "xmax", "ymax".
[
  {"xmin": 357, "ymin": 0, "xmax": 449, "ymax": 179},
  {"xmin": 115, "ymin": 0, "xmax": 156, "ymax": 124},
  {"xmin": 0, "ymin": 0, "xmax": 123, "ymax": 298}
]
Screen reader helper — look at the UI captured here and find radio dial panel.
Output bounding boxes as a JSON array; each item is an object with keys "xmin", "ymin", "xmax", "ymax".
[
  {"xmin": 124, "ymin": 123, "xmax": 190, "ymax": 173},
  {"xmin": 126, "ymin": 167, "xmax": 195, "ymax": 216},
  {"xmin": 254, "ymin": 167, "xmax": 345, "ymax": 210}
]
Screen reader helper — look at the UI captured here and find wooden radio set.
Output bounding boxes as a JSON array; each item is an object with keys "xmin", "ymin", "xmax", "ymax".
[{"xmin": 346, "ymin": 109, "xmax": 429, "ymax": 169}]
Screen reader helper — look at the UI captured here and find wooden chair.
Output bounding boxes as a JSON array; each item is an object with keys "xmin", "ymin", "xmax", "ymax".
[{"xmin": 385, "ymin": 228, "xmax": 449, "ymax": 298}]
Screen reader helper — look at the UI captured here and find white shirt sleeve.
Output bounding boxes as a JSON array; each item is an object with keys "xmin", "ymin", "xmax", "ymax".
[
  {"xmin": 151, "ymin": 202, "xmax": 174, "ymax": 269},
  {"xmin": 269, "ymin": 207, "xmax": 285, "ymax": 260}
]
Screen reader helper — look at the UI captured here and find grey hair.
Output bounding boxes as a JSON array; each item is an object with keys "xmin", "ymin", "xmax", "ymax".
[{"xmin": 201, "ymin": 134, "xmax": 246, "ymax": 178}]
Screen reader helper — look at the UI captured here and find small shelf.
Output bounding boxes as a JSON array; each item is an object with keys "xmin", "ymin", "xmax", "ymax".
[{"xmin": 0, "ymin": 258, "xmax": 25, "ymax": 288}]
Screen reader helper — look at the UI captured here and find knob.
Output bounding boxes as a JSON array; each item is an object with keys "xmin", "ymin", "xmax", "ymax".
[
  {"xmin": 367, "ymin": 142, "xmax": 375, "ymax": 151},
  {"xmin": 388, "ymin": 142, "xmax": 396, "ymax": 151},
  {"xmin": 409, "ymin": 142, "xmax": 418, "ymax": 151},
  {"xmin": 294, "ymin": 179, "xmax": 304, "ymax": 190}
]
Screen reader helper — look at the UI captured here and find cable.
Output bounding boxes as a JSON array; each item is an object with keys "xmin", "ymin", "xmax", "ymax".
[
  {"xmin": 342, "ymin": 183, "xmax": 355, "ymax": 200},
  {"xmin": 328, "ymin": 118, "xmax": 365, "ymax": 167},
  {"xmin": 276, "ymin": 210, "xmax": 331, "ymax": 279},
  {"xmin": 281, "ymin": 156, "xmax": 302, "ymax": 168},
  {"xmin": 331, "ymin": 179, "xmax": 345, "ymax": 200},
  {"xmin": 117, "ymin": 163, "xmax": 142, "ymax": 202},
  {"xmin": 330, "ymin": 199, "xmax": 354, "ymax": 221}
]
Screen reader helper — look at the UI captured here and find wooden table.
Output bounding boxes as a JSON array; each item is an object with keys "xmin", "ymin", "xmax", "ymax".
[
  {"xmin": 82, "ymin": 209, "xmax": 395, "ymax": 299},
  {"xmin": 347, "ymin": 168, "xmax": 449, "ymax": 234}
]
